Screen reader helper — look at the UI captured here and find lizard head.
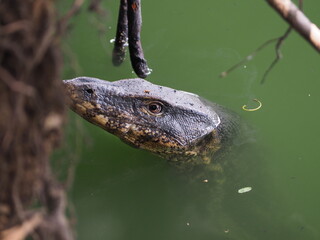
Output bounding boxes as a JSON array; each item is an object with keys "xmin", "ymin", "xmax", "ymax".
[{"xmin": 63, "ymin": 77, "xmax": 232, "ymax": 163}]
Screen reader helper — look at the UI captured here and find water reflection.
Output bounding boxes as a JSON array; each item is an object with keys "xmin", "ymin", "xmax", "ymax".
[{"xmin": 71, "ymin": 121, "xmax": 319, "ymax": 240}]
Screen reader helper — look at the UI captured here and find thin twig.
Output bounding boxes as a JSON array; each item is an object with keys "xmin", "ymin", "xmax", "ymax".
[
  {"xmin": 262, "ymin": 0, "xmax": 303, "ymax": 83},
  {"xmin": 219, "ymin": 37, "xmax": 279, "ymax": 78},
  {"xmin": 221, "ymin": 0, "xmax": 310, "ymax": 83},
  {"xmin": 261, "ymin": 27, "xmax": 292, "ymax": 83}
]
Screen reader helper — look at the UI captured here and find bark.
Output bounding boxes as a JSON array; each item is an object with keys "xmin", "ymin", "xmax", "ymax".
[
  {"xmin": 266, "ymin": 0, "xmax": 320, "ymax": 52},
  {"xmin": 0, "ymin": 0, "xmax": 72, "ymax": 239}
]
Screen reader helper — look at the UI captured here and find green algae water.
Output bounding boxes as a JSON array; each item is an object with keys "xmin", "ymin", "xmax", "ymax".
[{"xmin": 61, "ymin": 0, "xmax": 320, "ymax": 239}]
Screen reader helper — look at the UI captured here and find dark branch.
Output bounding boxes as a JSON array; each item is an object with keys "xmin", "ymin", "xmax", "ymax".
[
  {"xmin": 113, "ymin": 0, "xmax": 151, "ymax": 78},
  {"xmin": 127, "ymin": 0, "xmax": 151, "ymax": 78},
  {"xmin": 112, "ymin": 0, "xmax": 129, "ymax": 66}
]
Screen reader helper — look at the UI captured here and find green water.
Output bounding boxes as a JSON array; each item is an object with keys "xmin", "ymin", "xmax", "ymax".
[{"xmin": 60, "ymin": 0, "xmax": 320, "ymax": 239}]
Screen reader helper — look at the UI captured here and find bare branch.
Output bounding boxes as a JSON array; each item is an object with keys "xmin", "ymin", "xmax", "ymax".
[
  {"xmin": 261, "ymin": 27, "xmax": 292, "ymax": 83},
  {"xmin": 112, "ymin": 0, "xmax": 128, "ymax": 66},
  {"xmin": 221, "ymin": 0, "xmax": 314, "ymax": 83},
  {"xmin": 127, "ymin": 0, "xmax": 150, "ymax": 78},
  {"xmin": 112, "ymin": 0, "xmax": 151, "ymax": 78},
  {"xmin": 220, "ymin": 37, "xmax": 279, "ymax": 78},
  {"xmin": 266, "ymin": 0, "xmax": 320, "ymax": 52}
]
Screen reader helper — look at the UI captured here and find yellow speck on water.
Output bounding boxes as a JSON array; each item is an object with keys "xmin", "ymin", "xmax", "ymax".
[
  {"xmin": 202, "ymin": 179, "xmax": 209, "ymax": 183},
  {"xmin": 242, "ymin": 98, "xmax": 262, "ymax": 112}
]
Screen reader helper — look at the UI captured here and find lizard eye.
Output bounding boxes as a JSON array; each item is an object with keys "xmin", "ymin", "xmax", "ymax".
[{"xmin": 146, "ymin": 101, "xmax": 163, "ymax": 115}]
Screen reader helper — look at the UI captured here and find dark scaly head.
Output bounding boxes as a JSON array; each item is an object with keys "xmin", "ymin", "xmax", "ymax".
[{"xmin": 63, "ymin": 77, "xmax": 229, "ymax": 164}]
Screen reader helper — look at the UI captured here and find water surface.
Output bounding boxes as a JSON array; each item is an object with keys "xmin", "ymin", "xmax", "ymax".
[{"xmin": 61, "ymin": 0, "xmax": 320, "ymax": 239}]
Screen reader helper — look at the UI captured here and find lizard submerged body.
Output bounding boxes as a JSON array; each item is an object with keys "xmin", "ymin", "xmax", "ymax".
[{"xmin": 63, "ymin": 77, "xmax": 239, "ymax": 165}]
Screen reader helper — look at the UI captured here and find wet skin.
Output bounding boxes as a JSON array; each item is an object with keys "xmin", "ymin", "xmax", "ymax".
[{"xmin": 63, "ymin": 77, "xmax": 239, "ymax": 165}]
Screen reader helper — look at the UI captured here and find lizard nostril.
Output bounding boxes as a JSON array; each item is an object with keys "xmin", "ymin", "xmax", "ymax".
[{"xmin": 85, "ymin": 89, "xmax": 94, "ymax": 94}]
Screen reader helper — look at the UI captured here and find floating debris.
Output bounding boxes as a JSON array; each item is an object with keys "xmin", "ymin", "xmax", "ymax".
[
  {"xmin": 238, "ymin": 187, "xmax": 252, "ymax": 194},
  {"xmin": 242, "ymin": 99, "xmax": 262, "ymax": 112},
  {"xmin": 220, "ymin": 71, "xmax": 227, "ymax": 78},
  {"xmin": 109, "ymin": 38, "xmax": 115, "ymax": 43},
  {"xmin": 224, "ymin": 229, "xmax": 230, "ymax": 233},
  {"xmin": 145, "ymin": 67, "xmax": 153, "ymax": 76},
  {"xmin": 202, "ymin": 179, "xmax": 209, "ymax": 183},
  {"xmin": 186, "ymin": 222, "xmax": 190, "ymax": 226}
]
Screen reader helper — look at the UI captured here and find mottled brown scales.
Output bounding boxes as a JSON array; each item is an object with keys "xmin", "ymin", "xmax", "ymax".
[{"xmin": 63, "ymin": 77, "xmax": 239, "ymax": 166}]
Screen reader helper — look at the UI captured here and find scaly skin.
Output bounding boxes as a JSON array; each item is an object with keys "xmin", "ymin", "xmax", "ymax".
[
  {"xmin": 63, "ymin": 77, "xmax": 272, "ymax": 239},
  {"xmin": 63, "ymin": 77, "xmax": 239, "ymax": 166}
]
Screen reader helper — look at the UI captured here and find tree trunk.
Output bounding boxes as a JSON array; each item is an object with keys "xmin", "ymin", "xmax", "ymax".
[{"xmin": 0, "ymin": 0, "xmax": 72, "ymax": 239}]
